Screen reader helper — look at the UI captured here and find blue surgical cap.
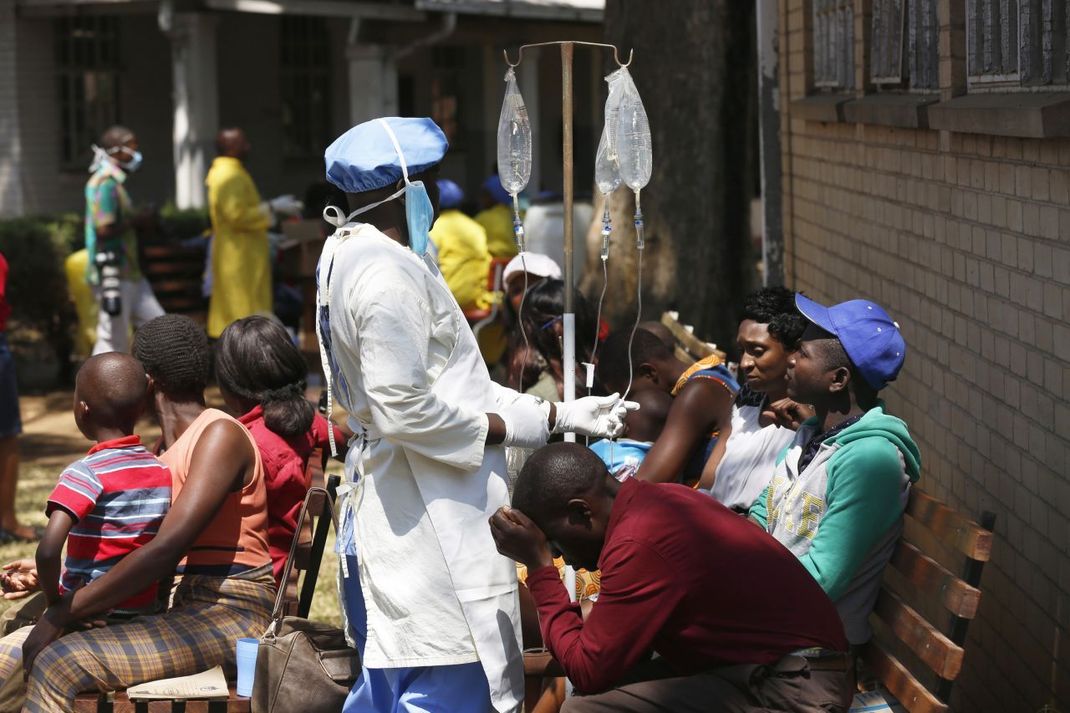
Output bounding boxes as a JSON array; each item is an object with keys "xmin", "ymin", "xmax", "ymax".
[
  {"xmin": 437, "ymin": 179, "xmax": 464, "ymax": 210},
  {"xmin": 482, "ymin": 175, "xmax": 512, "ymax": 206},
  {"xmin": 325, "ymin": 117, "xmax": 448, "ymax": 194}
]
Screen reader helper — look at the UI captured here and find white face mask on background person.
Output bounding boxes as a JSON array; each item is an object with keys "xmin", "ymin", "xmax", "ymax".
[{"xmin": 89, "ymin": 144, "xmax": 144, "ymax": 173}]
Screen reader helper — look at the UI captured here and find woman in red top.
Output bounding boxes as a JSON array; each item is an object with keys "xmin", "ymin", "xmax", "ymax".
[{"xmin": 215, "ymin": 316, "xmax": 346, "ymax": 584}]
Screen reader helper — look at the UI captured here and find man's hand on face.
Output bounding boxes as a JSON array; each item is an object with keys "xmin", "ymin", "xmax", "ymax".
[
  {"xmin": 765, "ymin": 397, "xmax": 815, "ymax": 430},
  {"xmin": 489, "ymin": 506, "xmax": 554, "ymax": 571}
]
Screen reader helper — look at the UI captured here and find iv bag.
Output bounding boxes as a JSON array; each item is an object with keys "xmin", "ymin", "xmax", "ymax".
[
  {"xmin": 616, "ymin": 69, "xmax": 652, "ymax": 192},
  {"xmin": 497, "ymin": 68, "xmax": 532, "ymax": 197},
  {"xmin": 594, "ymin": 69, "xmax": 626, "ymax": 195}
]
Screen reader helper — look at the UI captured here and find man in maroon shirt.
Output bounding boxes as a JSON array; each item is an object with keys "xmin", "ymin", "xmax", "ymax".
[{"xmin": 490, "ymin": 443, "xmax": 852, "ymax": 712}]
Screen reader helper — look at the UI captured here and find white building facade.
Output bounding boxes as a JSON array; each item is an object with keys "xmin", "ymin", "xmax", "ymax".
[{"xmin": 0, "ymin": 0, "xmax": 605, "ymax": 216}]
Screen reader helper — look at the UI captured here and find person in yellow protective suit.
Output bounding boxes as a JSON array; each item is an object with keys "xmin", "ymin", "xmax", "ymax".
[
  {"xmin": 205, "ymin": 128, "xmax": 302, "ymax": 338},
  {"xmin": 474, "ymin": 176, "xmax": 519, "ymax": 259},
  {"xmin": 429, "ymin": 179, "xmax": 493, "ymax": 311}
]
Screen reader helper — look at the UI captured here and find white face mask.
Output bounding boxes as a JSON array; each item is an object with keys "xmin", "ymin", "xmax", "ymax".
[{"xmin": 89, "ymin": 144, "xmax": 143, "ymax": 173}]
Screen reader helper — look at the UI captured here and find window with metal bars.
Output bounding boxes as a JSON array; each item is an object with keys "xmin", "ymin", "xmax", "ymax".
[
  {"xmin": 967, "ymin": 0, "xmax": 1070, "ymax": 87},
  {"xmin": 280, "ymin": 17, "xmax": 331, "ymax": 158},
  {"xmin": 813, "ymin": 0, "xmax": 856, "ymax": 90},
  {"xmin": 871, "ymin": 0, "xmax": 940, "ymax": 89},
  {"xmin": 55, "ymin": 16, "xmax": 122, "ymax": 170}
]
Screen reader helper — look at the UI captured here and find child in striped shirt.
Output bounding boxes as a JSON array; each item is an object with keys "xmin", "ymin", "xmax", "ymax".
[{"xmin": 36, "ymin": 352, "xmax": 172, "ymax": 614}]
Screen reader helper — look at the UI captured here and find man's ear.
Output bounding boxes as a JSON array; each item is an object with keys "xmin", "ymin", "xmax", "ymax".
[
  {"xmin": 638, "ymin": 362, "xmax": 659, "ymax": 384},
  {"xmin": 565, "ymin": 498, "xmax": 594, "ymax": 529},
  {"xmin": 828, "ymin": 365, "xmax": 851, "ymax": 394},
  {"xmin": 76, "ymin": 400, "xmax": 90, "ymax": 421}
]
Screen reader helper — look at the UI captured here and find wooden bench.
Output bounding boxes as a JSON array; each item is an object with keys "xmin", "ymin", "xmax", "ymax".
[
  {"xmin": 140, "ymin": 243, "xmax": 208, "ymax": 323},
  {"xmin": 659, "ymin": 310, "xmax": 728, "ymax": 365},
  {"xmin": 856, "ymin": 486, "xmax": 995, "ymax": 713},
  {"xmin": 521, "ymin": 486, "xmax": 994, "ymax": 713},
  {"xmin": 73, "ymin": 462, "xmax": 340, "ymax": 713}
]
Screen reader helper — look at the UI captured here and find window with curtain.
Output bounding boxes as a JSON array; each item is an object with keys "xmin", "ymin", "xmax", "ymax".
[
  {"xmin": 967, "ymin": 0, "xmax": 1069, "ymax": 87},
  {"xmin": 813, "ymin": 0, "xmax": 856, "ymax": 90},
  {"xmin": 871, "ymin": 0, "xmax": 940, "ymax": 89},
  {"xmin": 280, "ymin": 17, "xmax": 331, "ymax": 158},
  {"xmin": 55, "ymin": 16, "xmax": 122, "ymax": 170}
]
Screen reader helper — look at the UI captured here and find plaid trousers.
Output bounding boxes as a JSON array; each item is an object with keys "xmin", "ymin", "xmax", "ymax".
[{"xmin": 22, "ymin": 566, "xmax": 275, "ymax": 713}]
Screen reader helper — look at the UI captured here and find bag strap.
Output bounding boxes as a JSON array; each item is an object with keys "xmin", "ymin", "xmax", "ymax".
[{"xmin": 265, "ymin": 486, "xmax": 340, "ymax": 636}]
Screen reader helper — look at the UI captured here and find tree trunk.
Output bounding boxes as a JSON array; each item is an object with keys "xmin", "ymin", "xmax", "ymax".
[{"xmin": 584, "ymin": 0, "xmax": 759, "ymax": 349}]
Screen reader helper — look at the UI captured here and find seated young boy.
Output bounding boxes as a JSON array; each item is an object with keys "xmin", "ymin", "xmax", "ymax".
[
  {"xmin": 597, "ymin": 329, "xmax": 738, "ymax": 485},
  {"xmin": 0, "ymin": 353, "xmax": 172, "ymax": 699},
  {"xmin": 589, "ymin": 388, "xmax": 672, "ymax": 480},
  {"xmin": 748, "ymin": 295, "xmax": 920, "ymax": 646}
]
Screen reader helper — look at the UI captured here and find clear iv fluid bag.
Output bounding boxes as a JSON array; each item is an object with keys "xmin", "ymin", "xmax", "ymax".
[
  {"xmin": 497, "ymin": 68, "xmax": 532, "ymax": 196},
  {"xmin": 616, "ymin": 69, "xmax": 652, "ymax": 192},
  {"xmin": 595, "ymin": 69, "xmax": 626, "ymax": 195}
]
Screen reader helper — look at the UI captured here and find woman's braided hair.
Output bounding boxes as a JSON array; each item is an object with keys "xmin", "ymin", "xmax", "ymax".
[
  {"xmin": 132, "ymin": 314, "xmax": 210, "ymax": 400},
  {"xmin": 215, "ymin": 316, "xmax": 314, "ymax": 438}
]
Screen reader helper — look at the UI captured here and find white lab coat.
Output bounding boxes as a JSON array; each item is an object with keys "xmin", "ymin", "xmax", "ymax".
[{"xmin": 317, "ymin": 223, "xmax": 537, "ymax": 712}]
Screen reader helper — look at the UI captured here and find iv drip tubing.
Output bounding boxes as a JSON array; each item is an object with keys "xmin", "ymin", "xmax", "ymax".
[{"xmin": 623, "ymin": 191, "xmax": 644, "ymax": 400}]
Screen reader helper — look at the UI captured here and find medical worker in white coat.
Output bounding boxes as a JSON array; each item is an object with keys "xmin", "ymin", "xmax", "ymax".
[{"xmin": 315, "ymin": 117, "xmax": 636, "ymax": 713}]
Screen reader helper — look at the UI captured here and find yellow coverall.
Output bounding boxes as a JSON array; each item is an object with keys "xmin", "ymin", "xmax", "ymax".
[
  {"xmin": 473, "ymin": 203, "xmax": 518, "ymax": 259},
  {"xmin": 205, "ymin": 156, "xmax": 272, "ymax": 338},
  {"xmin": 429, "ymin": 209, "xmax": 493, "ymax": 311}
]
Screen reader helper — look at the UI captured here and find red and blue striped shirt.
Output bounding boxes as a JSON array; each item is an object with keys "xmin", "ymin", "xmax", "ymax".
[{"xmin": 46, "ymin": 434, "xmax": 172, "ymax": 612}]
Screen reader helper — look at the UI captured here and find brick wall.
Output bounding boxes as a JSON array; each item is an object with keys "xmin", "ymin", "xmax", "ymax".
[{"xmin": 778, "ymin": 1, "xmax": 1069, "ymax": 711}]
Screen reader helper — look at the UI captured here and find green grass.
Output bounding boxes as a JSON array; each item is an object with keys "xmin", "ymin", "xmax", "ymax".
[{"xmin": 0, "ymin": 462, "xmax": 344, "ymax": 629}]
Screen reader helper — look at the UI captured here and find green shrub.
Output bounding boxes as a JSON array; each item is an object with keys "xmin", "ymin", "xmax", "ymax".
[
  {"xmin": 0, "ymin": 216, "xmax": 75, "ymax": 333},
  {"xmin": 158, "ymin": 203, "xmax": 210, "ymax": 241}
]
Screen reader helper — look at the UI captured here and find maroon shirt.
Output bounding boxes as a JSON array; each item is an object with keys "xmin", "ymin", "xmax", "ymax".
[
  {"xmin": 0, "ymin": 252, "xmax": 10, "ymax": 333},
  {"xmin": 526, "ymin": 477, "xmax": 848, "ymax": 694},
  {"xmin": 238, "ymin": 406, "xmax": 343, "ymax": 584}
]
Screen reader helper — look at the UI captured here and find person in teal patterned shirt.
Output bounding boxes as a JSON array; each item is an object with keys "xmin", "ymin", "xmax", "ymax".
[{"xmin": 85, "ymin": 125, "xmax": 164, "ymax": 355}]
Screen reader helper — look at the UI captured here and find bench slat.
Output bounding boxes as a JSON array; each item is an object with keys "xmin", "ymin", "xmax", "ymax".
[
  {"xmin": 905, "ymin": 488, "xmax": 992, "ymax": 562},
  {"xmin": 861, "ymin": 644, "xmax": 949, "ymax": 713},
  {"xmin": 74, "ymin": 690, "xmax": 251, "ymax": 713},
  {"xmin": 659, "ymin": 312, "xmax": 723, "ymax": 361},
  {"xmin": 888, "ymin": 540, "xmax": 982, "ymax": 619},
  {"xmin": 872, "ymin": 589, "xmax": 965, "ymax": 681}
]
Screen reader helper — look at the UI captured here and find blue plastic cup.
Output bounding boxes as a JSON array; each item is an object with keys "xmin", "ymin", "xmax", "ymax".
[{"xmin": 235, "ymin": 637, "xmax": 259, "ymax": 697}]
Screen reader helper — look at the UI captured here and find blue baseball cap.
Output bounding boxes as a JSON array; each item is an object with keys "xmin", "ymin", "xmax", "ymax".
[
  {"xmin": 325, "ymin": 117, "xmax": 448, "ymax": 194},
  {"xmin": 437, "ymin": 179, "xmax": 464, "ymax": 209},
  {"xmin": 795, "ymin": 294, "xmax": 906, "ymax": 391}
]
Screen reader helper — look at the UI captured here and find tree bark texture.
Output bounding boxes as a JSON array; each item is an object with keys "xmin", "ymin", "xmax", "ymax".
[{"xmin": 583, "ymin": 0, "xmax": 759, "ymax": 349}]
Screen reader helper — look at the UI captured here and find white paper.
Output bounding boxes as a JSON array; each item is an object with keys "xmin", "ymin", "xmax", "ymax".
[{"xmin": 126, "ymin": 665, "xmax": 229, "ymax": 700}]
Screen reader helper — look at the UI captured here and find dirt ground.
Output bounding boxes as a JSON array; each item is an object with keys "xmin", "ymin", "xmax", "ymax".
[{"xmin": 4, "ymin": 390, "xmax": 343, "ymax": 627}]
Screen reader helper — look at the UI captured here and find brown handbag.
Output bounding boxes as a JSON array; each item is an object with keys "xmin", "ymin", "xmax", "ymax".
[{"xmin": 251, "ymin": 486, "xmax": 361, "ymax": 713}]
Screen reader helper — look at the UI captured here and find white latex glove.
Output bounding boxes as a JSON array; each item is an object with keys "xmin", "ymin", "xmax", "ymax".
[
  {"xmin": 269, "ymin": 194, "xmax": 304, "ymax": 216},
  {"xmin": 499, "ymin": 399, "xmax": 553, "ymax": 449},
  {"xmin": 553, "ymin": 393, "xmax": 639, "ymax": 438}
]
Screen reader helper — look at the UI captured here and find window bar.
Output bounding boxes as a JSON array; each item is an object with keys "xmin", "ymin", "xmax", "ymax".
[
  {"xmin": 1001, "ymin": 0, "xmax": 1017, "ymax": 75},
  {"xmin": 984, "ymin": 0, "xmax": 996, "ymax": 73},
  {"xmin": 1041, "ymin": 0, "xmax": 1055, "ymax": 83},
  {"xmin": 844, "ymin": 1, "xmax": 855, "ymax": 88},
  {"xmin": 872, "ymin": 0, "xmax": 884, "ymax": 82}
]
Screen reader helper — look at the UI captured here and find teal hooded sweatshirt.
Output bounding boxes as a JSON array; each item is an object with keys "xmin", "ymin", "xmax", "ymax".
[{"xmin": 749, "ymin": 404, "xmax": 921, "ymax": 644}]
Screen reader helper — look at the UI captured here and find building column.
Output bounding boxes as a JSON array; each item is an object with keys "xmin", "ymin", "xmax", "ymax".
[
  {"xmin": 756, "ymin": 0, "xmax": 783, "ymax": 286},
  {"xmin": 0, "ymin": 0, "xmax": 25, "ymax": 217},
  {"xmin": 347, "ymin": 45, "xmax": 398, "ymax": 125},
  {"xmin": 163, "ymin": 12, "xmax": 219, "ymax": 209}
]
